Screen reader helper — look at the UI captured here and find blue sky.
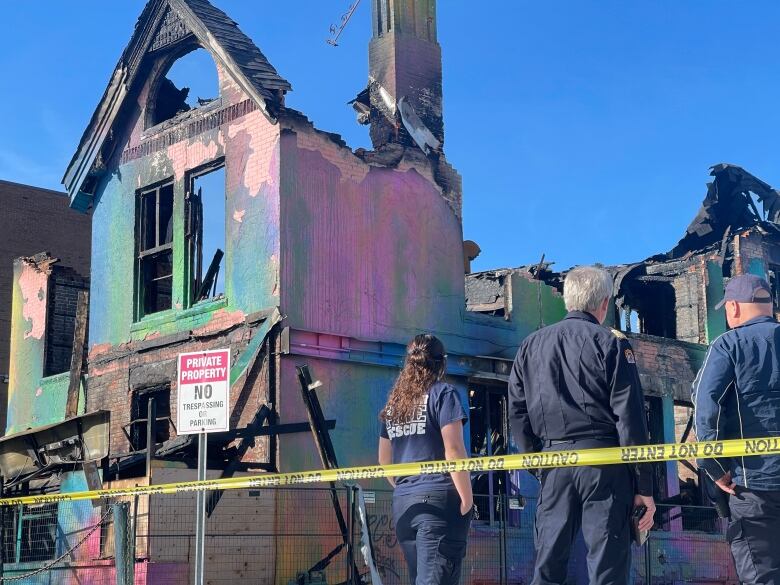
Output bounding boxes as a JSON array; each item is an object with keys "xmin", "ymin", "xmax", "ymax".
[{"xmin": 1, "ymin": 1, "xmax": 779, "ymax": 272}]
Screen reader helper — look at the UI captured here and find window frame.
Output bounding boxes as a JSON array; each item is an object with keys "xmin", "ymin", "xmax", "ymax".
[
  {"xmin": 126, "ymin": 385, "xmax": 173, "ymax": 452},
  {"xmin": 468, "ymin": 382, "xmax": 514, "ymax": 527},
  {"xmin": 135, "ymin": 179, "xmax": 175, "ymax": 320},
  {"xmin": 184, "ymin": 159, "xmax": 226, "ymax": 308},
  {"xmin": 768, "ymin": 264, "xmax": 780, "ymax": 309}
]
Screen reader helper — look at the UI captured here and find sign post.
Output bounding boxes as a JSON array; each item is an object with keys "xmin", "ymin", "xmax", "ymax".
[{"xmin": 177, "ymin": 348, "xmax": 230, "ymax": 585}]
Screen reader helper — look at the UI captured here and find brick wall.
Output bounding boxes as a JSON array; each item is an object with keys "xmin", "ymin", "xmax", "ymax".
[
  {"xmin": 87, "ymin": 321, "xmax": 271, "ymax": 464},
  {"xmin": 629, "ymin": 333, "xmax": 704, "ymax": 402},
  {"xmin": 673, "ymin": 268, "xmax": 703, "ymax": 343},
  {"xmin": 368, "ymin": 29, "xmax": 444, "ymax": 148},
  {"xmin": 734, "ymin": 231, "xmax": 766, "ymax": 275},
  {"xmin": 45, "ymin": 266, "xmax": 89, "ymax": 377}
]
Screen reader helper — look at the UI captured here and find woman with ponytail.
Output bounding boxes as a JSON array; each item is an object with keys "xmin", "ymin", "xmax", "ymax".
[{"xmin": 378, "ymin": 334, "xmax": 472, "ymax": 585}]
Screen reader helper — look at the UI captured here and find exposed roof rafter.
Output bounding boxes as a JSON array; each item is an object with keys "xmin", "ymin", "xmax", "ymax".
[{"xmin": 62, "ymin": 0, "xmax": 291, "ymax": 211}]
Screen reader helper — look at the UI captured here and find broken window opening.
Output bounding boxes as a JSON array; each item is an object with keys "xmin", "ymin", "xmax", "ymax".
[
  {"xmin": 670, "ymin": 402, "xmax": 720, "ymax": 532},
  {"xmin": 187, "ymin": 164, "xmax": 226, "ymax": 304},
  {"xmin": 638, "ymin": 282, "xmax": 677, "ymax": 338},
  {"xmin": 468, "ymin": 383, "xmax": 518, "ymax": 527},
  {"xmin": 136, "ymin": 182, "xmax": 174, "ymax": 318},
  {"xmin": 2, "ymin": 503, "xmax": 58, "ymax": 563},
  {"xmin": 44, "ymin": 275, "xmax": 88, "ymax": 377},
  {"xmin": 619, "ymin": 308, "xmax": 639, "ymax": 333},
  {"xmin": 149, "ymin": 48, "xmax": 219, "ymax": 127},
  {"xmin": 128, "ymin": 385, "xmax": 172, "ymax": 452},
  {"xmin": 723, "ymin": 257, "xmax": 733, "ymax": 279},
  {"xmin": 618, "ymin": 279, "xmax": 677, "ymax": 339},
  {"xmin": 769, "ymin": 264, "xmax": 780, "ymax": 309}
]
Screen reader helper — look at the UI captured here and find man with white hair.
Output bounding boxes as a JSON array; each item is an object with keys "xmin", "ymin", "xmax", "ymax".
[{"xmin": 508, "ymin": 265, "xmax": 656, "ymax": 585}]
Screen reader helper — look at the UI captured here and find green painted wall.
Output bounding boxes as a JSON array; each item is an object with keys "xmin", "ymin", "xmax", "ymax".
[
  {"xmin": 705, "ymin": 260, "xmax": 727, "ymax": 342},
  {"xmin": 509, "ymin": 274, "xmax": 568, "ymax": 340}
]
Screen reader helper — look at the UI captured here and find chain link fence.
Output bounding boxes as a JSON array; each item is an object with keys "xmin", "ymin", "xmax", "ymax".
[
  {"xmin": 0, "ymin": 500, "xmax": 124, "ymax": 584},
  {"xmin": 0, "ymin": 488, "xmax": 738, "ymax": 585}
]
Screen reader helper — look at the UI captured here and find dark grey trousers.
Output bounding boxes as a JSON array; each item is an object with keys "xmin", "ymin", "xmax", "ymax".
[
  {"xmin": 533, "ymin": 463, "xmax": 633, "ymax": 585},
  {"xmin": 728, "ymin": 487, "xmax": 780, "ymax": 585},
  {"xmin": 393, "ymin": 489, "xmax": 472, "ymax": 585}
]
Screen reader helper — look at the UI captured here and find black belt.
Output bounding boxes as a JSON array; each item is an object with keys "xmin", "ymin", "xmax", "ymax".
[{"xmin": 543, "ymin": 436, "xmax": 618, "ymax": 448}]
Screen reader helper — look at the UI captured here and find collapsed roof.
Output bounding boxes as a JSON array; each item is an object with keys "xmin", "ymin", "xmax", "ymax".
[
  {"xmin": 63, "ymin": 0, "xmax": 291, "ymax": 211},
  {"xmin": 672, "ymin": 163, "xmax": 780, "ymax": 258},
  {"xmin": 467, "ymin": 164, "xmax": 780, "ymax": 337}
]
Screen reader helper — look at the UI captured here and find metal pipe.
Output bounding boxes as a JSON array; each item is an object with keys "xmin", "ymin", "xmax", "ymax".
[
  {"xmin": 113, "ymin": 502, "xmax": 133, "ymax": 585},
  {"xmin": 194, "ymin": 432, "xmax": 208, "ymax": 585}
]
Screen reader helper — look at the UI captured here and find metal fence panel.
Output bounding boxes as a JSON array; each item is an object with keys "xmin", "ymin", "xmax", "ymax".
[{"xmin": 0, "ymin": 488, "xmax": 737, "ymax": 585}]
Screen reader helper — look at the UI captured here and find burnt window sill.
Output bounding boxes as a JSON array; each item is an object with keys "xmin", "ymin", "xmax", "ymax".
[{"xmin": 130, "ymin": 296, "xmax": 228, "ymax": 335}]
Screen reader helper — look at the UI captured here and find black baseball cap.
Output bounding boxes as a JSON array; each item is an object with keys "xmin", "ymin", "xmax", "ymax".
[{"xmin": 715, "ymin": 274, "xmax": 772, "ymax": 309}]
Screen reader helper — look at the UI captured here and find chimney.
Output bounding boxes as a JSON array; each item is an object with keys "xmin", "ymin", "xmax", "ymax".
[{"xmin": 367, "ymin": 0, "xmax": 443, "ymax": 153}]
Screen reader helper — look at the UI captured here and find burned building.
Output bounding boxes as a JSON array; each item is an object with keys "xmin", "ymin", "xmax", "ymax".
[
  {"xmin": 2, "ymin": 0, "xmax": 467, "ymax": 582},
  {"xmin": 0, "ymin": 0, "xmax": 772, "ymax": 583},
  {"xmin": 465, "ymin": 163, "xmax": 780, "ymax": 580}
]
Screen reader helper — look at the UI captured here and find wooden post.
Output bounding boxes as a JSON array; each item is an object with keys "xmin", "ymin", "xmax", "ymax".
[
  {"xmin": 146, "ymin": 397, "xmax": 157, "ymax": 478},
  {"xmin": 65, "ymin": 290, "xmax": 89, "ymax": 419}
]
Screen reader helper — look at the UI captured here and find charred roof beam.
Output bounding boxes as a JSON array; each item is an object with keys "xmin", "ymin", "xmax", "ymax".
[{"xmin": 672, "ymin": 163, "xmax": 780, "ymax": 258}]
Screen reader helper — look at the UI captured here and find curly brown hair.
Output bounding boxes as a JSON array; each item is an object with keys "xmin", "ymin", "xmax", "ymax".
[{"xmin": 380, "ymin": 334, "xmax": 447, "ymax": 423}]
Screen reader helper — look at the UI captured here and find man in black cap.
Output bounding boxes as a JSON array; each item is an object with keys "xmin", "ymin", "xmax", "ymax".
[
  {"xmin": 693, "ymin": 273, "xmax": 780, "ymax": 584},
  {"xmin": 509, "ymin": 266, "xmax": 655, "ymax": 585}
]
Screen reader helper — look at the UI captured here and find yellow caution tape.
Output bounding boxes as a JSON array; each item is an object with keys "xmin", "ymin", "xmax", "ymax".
[{"xmin": 2, "ymin": 436, "xmax": 779, "ymax": 507}]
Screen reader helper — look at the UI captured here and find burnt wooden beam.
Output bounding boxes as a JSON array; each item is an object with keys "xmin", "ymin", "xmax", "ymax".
[
  {"xmin": 65, "ymin": 290, "xmax": 89, "ymax": 419},
  {"xmin": 206, "ymin": 405, "xmax": 271, "ymax": 517},
  {"xmin": 297, "ymin": 365, "xmax": 361, "ymax": 580},
  {"xmin": 197, "ymin": 249, "xmax": 224, "ymax": 300},
  {"xmin": 680, "ymin": 414, "xmax": 695, "ymax": 444},
  {"xmin": 83, "ymin": 460, "xmax": 103, "ymax": 508},
  {"xmin": 145, "ymin": 397, "xmax": 157, "ymax": 478},
  {"xmin": 230, "ymin": 419, "xmax": 336, "ymax": 439}
]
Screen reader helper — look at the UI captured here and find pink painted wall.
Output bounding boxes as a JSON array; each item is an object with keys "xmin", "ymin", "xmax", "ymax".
[{"xmin": 278, "ymin": 124, "xmax": 466, "ymax": 345}]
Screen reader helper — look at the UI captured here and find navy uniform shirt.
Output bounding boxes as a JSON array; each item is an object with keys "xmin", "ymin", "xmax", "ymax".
[
  {"xmin": 508, "ymin": 311, "xmax": 653, "ymax": 496},
  {"xmin": 380, "ymin": 381, "xmax": 468, "ymax": 496},
  {"xmin": 692, "ymin": 315, "xmax": 780, "ymax": 490}
]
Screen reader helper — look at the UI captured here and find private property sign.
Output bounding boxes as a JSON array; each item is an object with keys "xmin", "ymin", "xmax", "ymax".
[{"xmin": 177, "ymin": 349, "xmax": 230, "ymax": 435}]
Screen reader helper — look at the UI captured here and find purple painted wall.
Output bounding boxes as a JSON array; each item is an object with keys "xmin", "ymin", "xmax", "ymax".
[{"xmin": 279, "ymin": 121, "xmax": 465, "ymax": 346}]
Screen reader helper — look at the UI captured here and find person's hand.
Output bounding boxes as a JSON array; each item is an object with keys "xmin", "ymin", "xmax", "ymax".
[
  {"xmin": 460, "ymin": 496, "xmax": 474, "ymax": 516},
  {"xmin": 634, "ymin": 494, "xmax": 656, "ymax": 532},
  {"xmin": 715, "ymin": 471, "xmax": 736, "ymax": 495}
]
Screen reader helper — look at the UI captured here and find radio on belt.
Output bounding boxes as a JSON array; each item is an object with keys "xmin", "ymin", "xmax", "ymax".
[{"xmin": 177, "ymin": 348, "xmax": 230, "ymax": 435}]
